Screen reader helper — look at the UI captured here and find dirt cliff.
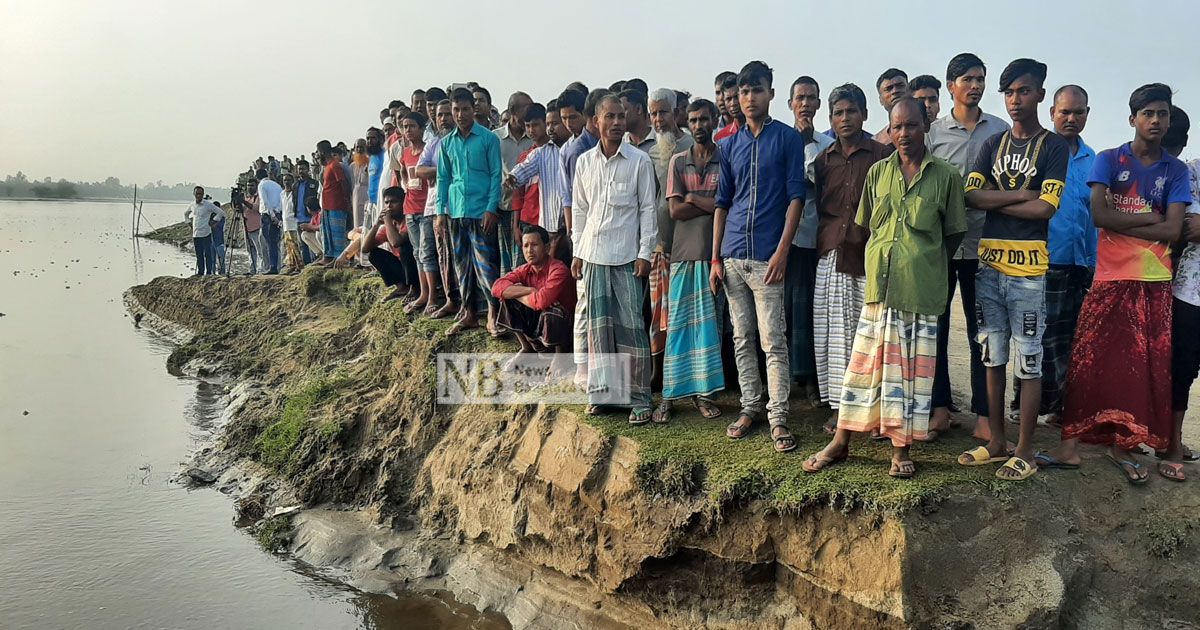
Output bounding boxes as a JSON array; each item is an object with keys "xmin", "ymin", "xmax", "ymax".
[{"xmin": 126, "ymin": 270, "xmax": 1200, "ymax": 629}]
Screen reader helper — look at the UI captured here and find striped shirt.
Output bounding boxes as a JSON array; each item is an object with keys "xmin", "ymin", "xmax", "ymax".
[{"xmin": 512, "ymin": 142, "xmax": 566, "ymax": 232}]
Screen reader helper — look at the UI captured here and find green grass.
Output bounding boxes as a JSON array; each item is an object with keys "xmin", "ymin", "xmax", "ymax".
[
  {"xmin": 257, "ymin": 372, "xmax": 349, "ymax": 470},
  {"xmin": 583, "ymin": 391, "xmax": 1031, "ymax": 515},
  {"xmin": 255, "ymin": 515, "xmax": 293, "ymax": 553}
]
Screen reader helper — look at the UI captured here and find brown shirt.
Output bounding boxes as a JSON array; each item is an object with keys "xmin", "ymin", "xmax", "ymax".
[{"xmin": 814, "ymin": 135, "xmax": 893, "ymax": 276}]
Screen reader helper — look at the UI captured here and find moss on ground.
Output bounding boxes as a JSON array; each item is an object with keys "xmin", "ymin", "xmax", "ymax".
[
  {"xmin": 584, "ymin": 389, "xmax": 1035, "ymax": 515},
  {"xmin": 257, "ymin": 372, "xmax": 350, "ymax": 471},
  {"xmin": 255, "ymin": 515, "xmax": 293, "ymax": 553}
]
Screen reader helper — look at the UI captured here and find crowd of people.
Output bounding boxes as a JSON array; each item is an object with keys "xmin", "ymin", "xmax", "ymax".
[{"xmin": 182, "ymin": 54, "xmax": 1200, "ymax": 485}]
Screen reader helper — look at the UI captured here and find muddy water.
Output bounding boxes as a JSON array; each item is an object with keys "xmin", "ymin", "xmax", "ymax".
[{"xmin": 0, "ymin": 200, "xmax": 509, "ymax": 630}]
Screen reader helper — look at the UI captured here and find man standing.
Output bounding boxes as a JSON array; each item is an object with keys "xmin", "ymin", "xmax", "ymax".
[
  {"xmin": 415, "ymin": 99, "xmax": 460, "ymax": 320},
  {"xmin": 511, "ymin": 102, "xmax": 571, "ymax": 252},
  {"xmin": 909, "ymin": 75, "xmax": 942, "ymax": 124},
  {"xmin": 399, "ymin": 111, "xmax": 438, "ymax": 314},
  {"xmin": 496, "ymin": 92, "xmax": 535, "ymax": 275},
  {"xmin": 804, "ymin": 98, "xmax": 967, "ymax": 478},
  {"xmin": 661, "ymin": 99, "xmax": 725, "ymax": 420},
  {"xmin": 279, "ymin": 173, "xmax": 304, "ymax": 274},
  {"xmin": 711, "ymin": 61, "xmax": 806, "ymax": 453},
  {"xmin": 558, "ymin": 88, "xmax": 604, "ymax": 387},
  {"xmin": 873, "ymin": 69, "xmax": 909, "ymax": 144},
  {"xmin": 812, "ymin": 84, "xmax": 893, "ymax": 432},
  {"xmin": 411, "ymin": 89, "xmax": 427, "ymax": 119},
  {"xmin": 318, "ymin": 139, "xmax": 352, "ymax": 265},
  {"xmin": 1049, "ymin": 84, "xmax": 1190, "ymax": 482},
  {"xmin": 472, "ymin": 85, "xmax": 496, "ymax": 128},
  {"xmin": 714, "ymin": 74, "xmax": 742, "ymax": 142},
  {"xmin": 1009, "ymin": 85, "xmax": 1096, "ymax": 426},
  {"xmin": 621, "ymin": 89, "xmax": 656, "ymax": 155},
  {"xmin": 256, "ymin": 168, "xmax": 284, "ymax": 274},
  {"xmin": 184, "ymin": 186, "xmax": 221, "ymax": 276},
  {"xmin": 926, "ymin": 53, "xmax": 1010, "ymax": 439},
  {"xmin": 714, "ymin": 71, "xmax": 736, "ymax": 126},
  {"xmin": 437, "ymin": 88, "xmax": 503, "ymax": 336},
  {"xmin": 364, "ymin": 127, "xmax": 387, "ymax": 265},
  {"xmin": 645, "ymin": 88, "xmax": 694, "ymax": 415},
  {"xmin": 571, "ymin": 94, "xmax": 657, "ymax": 424},
  {"xmin": 492, "ymin": 225, "xmax": 576, "ymax": 372},
  {"xmin": 785, "ymin": 75, "xmax": 835, "ymax": 403},
  {"xmin": 958, "ymin": 59, "xmax": 1068, "ymax": 480}
]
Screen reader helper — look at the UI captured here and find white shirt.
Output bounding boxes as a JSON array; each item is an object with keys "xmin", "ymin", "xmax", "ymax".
[
  {"xmin": 791, "ymin": 129, "xmax": 835, "ymax": 248},
  {"xmin": 256, "ymin": 179, "xmax": 284, "ymax": 219},
  {"xmin": 280, "ymin": 190, "xmax": 298, "ymax": 231},
  {"xmin": 571, "ymin": 142, "xmax": 657, "ymax": 265},
  {"xmin": 184, "ymin": 201, "xmax": 221, "ymax": 238},
  {"xmin": 1174, "ymin": 158, "xmax": 1200, "ymax": 306}
]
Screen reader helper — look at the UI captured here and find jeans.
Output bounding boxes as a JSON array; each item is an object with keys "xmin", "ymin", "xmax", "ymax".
[
  {"xmin": 723, "ymin": 258, "xmax": 790, "ymax": 426},
  {"xmin": 245, "ymin": 229, "xmax": 264, "ymax": 274},
  {"xmin": 406, "ymin": 214, "xmax": 439, "ymax": 274},
  {"xmin": 932, "ymin": 258, "xmax": 988, "ymax": 415},
  {"xmin": 193, "ymin": 235, "xmax": 213, "ymax": 275},
  {"xmin": 975, "ymin": 265, "xmax": 1047, "ymax": 379},
  {"xmin": 212, "ymin": 241, "xmax": 226, "ymax": 274},
  {"xmin": 261, "ymin": 219, "xmax": 281, "ymax": 273}
]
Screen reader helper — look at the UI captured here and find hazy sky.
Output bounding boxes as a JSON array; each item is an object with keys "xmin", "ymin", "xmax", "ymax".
[{"xmin": 3, "ymin": 0, "xmax": 1198, "ymax": 189}]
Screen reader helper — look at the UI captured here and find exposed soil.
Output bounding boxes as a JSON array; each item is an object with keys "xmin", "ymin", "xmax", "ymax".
[{"xmin": 126, "ymin": 270, "xmax": 1200, "ymax": 629}]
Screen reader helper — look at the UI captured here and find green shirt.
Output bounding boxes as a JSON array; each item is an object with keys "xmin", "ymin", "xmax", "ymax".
[
  {"xmin": 437, "ymin": 122, "xmax": 503, "ymax": 220},
  {"xmin": 855, "ymin": 151, "xmax": 968, "ymax": 316}
]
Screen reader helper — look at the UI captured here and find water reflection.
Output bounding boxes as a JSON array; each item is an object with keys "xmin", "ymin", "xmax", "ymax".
[{"xmin": 0, "ymin": 200, "xmax": 508, "ymax": 630}]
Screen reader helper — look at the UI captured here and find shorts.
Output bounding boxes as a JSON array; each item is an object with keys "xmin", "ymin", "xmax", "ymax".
[{"xmin": 975, "ymin": 264, "xmax": 1046, "ymax": 379}]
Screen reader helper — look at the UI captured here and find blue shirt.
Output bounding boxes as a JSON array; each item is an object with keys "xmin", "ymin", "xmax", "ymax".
[
  {"xmin": 211, "ymin": 214, "xmax": 225, "ymax": 245},
  {"xmin": 295, "ymin": 179, "xmax": 312, "ymax": 223},
  {"xmin": 559, "ymin": 128, "xmax": 598, "ymax": 208},
  {"xmin": 1047, "ymin": 137, "xmax": 1097, "ymax": 267},
  {"xmin": 367, "ymin": 150, "xmax": 385, "ymax": 203},
  {"xmin": 716, "ymin": 119, "xmax": 807, "ymax": 261},
  {"xmin": 436, "ymin": 122, "xmax": 502, "ymax": 219}
]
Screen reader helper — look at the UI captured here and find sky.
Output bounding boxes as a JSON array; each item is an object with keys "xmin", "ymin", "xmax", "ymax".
[{"xmin": 3, "ymin": 0, "xmax": 1199, "ymax": 190}]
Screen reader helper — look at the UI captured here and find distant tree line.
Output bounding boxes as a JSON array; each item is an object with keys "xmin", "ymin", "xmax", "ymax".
[{"xmin": 0, "ymin": 172, "xmax": 229, "ymax": 203}]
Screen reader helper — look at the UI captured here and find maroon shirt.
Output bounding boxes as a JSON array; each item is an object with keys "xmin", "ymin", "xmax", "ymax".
[{"xmin": 814, "ymin": 134, "xmax": 893, "ymax": 276}]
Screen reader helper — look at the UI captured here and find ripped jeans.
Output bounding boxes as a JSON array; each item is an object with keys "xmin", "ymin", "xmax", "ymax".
[{"xmin": 975, "ymin": 265, "xmax": 1046, "ymax": 380}]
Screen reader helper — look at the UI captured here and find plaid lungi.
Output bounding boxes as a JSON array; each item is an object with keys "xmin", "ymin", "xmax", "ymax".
[
  {"xmin": 584, "ymin": 262, "xmax": 652, "ymax": 410},
  {"xmin": 838, "ymin": 303, "xmax": 937, "ymax": 447},
  {"xmin": 663, "ymin": 261, "xmax": 725, "ymax": 400},
  {"xmin": 814, "ymin": 250, "xmax": 866, "ymax": 409}
]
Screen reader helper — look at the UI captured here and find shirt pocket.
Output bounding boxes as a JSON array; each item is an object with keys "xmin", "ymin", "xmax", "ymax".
[
  {"xmin": 466, "ymin": 148, "xmax": 489, "ymax": 174},
  {"xmin": 610, "ymin": 181, "xmax": 636, "ymax": 208},
  {"xmin": 904, "ymin": 195, "xmax": 940, "ymax": 234}
]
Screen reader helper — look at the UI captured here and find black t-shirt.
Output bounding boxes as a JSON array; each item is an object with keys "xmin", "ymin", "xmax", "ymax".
[{"xmin": 965, "ymin": 129, "xmax": 1068, "ymax": 276}]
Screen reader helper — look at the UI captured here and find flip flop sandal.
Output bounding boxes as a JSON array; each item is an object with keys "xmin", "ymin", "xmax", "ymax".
[
  {"xmin": 771, "ymin": 426, "xmax": 797, "ymax": 453},
  {"xmin": 629, "ymin": 408, "xmax": 652, "ymax": 426},
  {"xmin": 889, "ymin": 460, "xmax": 916, "ymax": 479},
  {"xmin": 693, "ymin": 397, "xmax": 722, "ymax": 419},
  {"xmin": 585, "ymin": 404, "xmax": 604, "ymax": 416},
  {"xmin": 1153, "ymin": 448, "xmax": 1200, "ymax": 462},
  {"xmin": 995, "ymin": 456, "xmax": 1038, "ymax": 481},
  {"xmin": 958, "ymin": 446, "xmax": 1012, "ymax": 467},
  {"xmin": 822, "ymin": 418, "xmax": 837, "ymax": 435},
  {"xmin": 1106, "ymin": 453, "xmax": 1148, "ymax": 485},
  {"xmin": 1033, "ymin": 451, "xmax": 1080, "ymax": 470},
  {"xmin": 869, "ymin": 430, "xmax": 889, "ymax": 441},
  {"xmin": 1158, "ymin": 461, "xmax": 1187, "ymax": 482},
  {"xmin": 916, "ymin": 429, "xmax": 942, "ymax": 443},
  {"xmin": 802, "ymin": 450, "xmax": 848, "ymax": 473},
  {"xmin": 726, "ymin": 414, "xmax": 753, "ymax": 439},
  {"xmin": 422, "ymin": 304, "xmax": 442, "ymax": 317},
  {"xmin": 651, "ymin": 401, "xmax": 672, "ymax": 425}
]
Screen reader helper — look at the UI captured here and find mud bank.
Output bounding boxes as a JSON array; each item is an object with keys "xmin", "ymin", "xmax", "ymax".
[{"xmin": 127, "ymin": 270, "xmax": 1200, "ymax": 629}]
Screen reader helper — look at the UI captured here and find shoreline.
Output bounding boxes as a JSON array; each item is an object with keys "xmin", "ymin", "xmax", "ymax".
[{"xmin": 123, "ymin": 271, "xmax": 1200, "ymax": 629}]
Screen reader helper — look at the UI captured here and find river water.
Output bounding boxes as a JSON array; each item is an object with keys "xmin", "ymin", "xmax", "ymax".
[{"xmin": 0, "ymin": 200, "xmax": 508, "ymax": 630}]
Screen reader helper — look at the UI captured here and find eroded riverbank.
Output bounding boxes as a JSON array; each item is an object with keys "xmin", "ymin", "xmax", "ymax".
[{"xmin": 127, "ymin": 269, "xmax": 1200, "ymax": 629}]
